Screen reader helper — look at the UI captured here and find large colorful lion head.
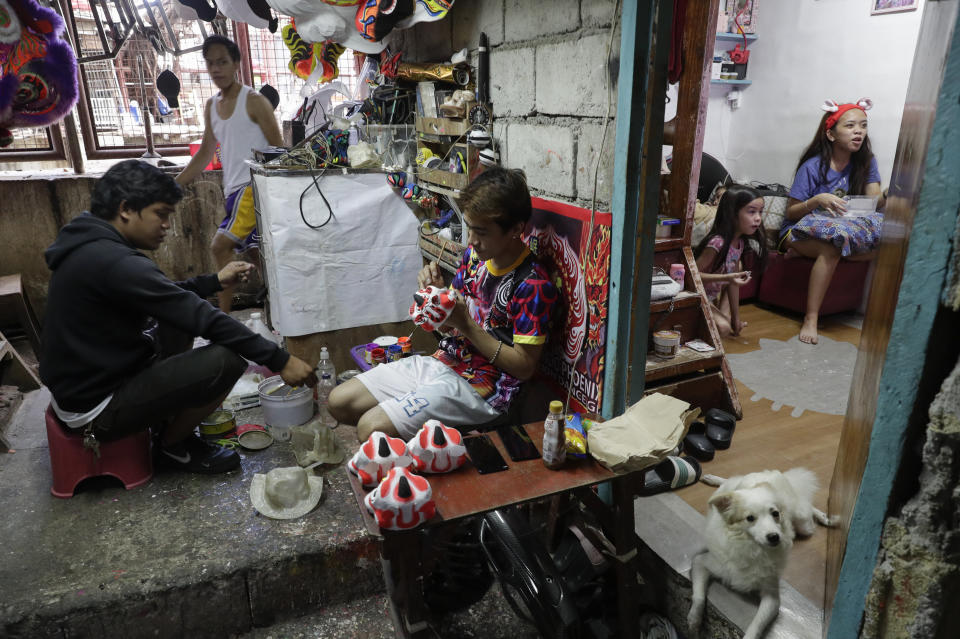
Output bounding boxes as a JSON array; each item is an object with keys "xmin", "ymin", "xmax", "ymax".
[{"xmin": 0, "ymin": 0, "xmax": 78, "ymax": 146}]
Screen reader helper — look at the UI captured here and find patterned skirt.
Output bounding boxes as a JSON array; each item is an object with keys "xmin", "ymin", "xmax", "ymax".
[{"xmin": 782, "ymin": 212, "xmax": 883, "ymax": 257}]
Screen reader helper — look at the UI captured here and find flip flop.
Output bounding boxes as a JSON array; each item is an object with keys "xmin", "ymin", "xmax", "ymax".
[
  {"xmin": 683, "ymin": 421, "xmax": 715, "ymax": 462},
  {"xmin": 704, "ymin": 408, "xmax": 736, "ymax": 450},
  {"xmin": 639, "ymin": 456, "xmax": 702, "ymax": 496}
]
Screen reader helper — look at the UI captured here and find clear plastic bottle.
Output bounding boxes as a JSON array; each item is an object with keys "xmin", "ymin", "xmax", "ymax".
[
  {"xmin": 246, "ymin": 312, "xmax": 279, "ymax": 345},
  {"xmin": 316, "ymin": 373, "xmax": 337, "ymax": 428},
  {"xmin": 542, "ymin": 400, "xmax": 566, "ymax": 470},
  {"xmin": 317, "ymin": 346, "xmax": 336, "ymax": 382}
]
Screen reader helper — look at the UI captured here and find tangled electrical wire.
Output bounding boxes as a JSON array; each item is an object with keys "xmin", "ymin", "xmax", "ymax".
[{"xmin": 268, "ymin": 127, "xmax": 353, "ymax": 230}]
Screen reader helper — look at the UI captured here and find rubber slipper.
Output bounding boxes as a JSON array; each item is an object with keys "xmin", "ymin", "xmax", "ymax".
[
  {"xmin": 639, "ymin": 455, "xmax": 702, "ymax": 496},
  {"xmin": 704, "ymin": 408, "xmax": 736, "ymax": 450},
  {"xmin": 683, "ymin": 421, "xmax": 715, "ymax": 462}
]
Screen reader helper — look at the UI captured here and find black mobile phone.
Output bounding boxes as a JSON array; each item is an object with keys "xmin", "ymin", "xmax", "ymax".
[
  {"xmin": 463, "ymin": 434, "xmax": 509, "ymax": 474},
  {"xmin": 496, "ymin": 424, "xmax": 540, "ymax": 462}
]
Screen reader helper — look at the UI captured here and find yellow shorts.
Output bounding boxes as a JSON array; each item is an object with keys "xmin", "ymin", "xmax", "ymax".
[{"xmin": 217, "ymin": 185, "xmax": 258, "ymax": 249}]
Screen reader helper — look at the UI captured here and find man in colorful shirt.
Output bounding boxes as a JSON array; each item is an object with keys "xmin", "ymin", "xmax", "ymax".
[{"xmin": 329, "ymin": 168, "xmax": 558, "ymax": 441}]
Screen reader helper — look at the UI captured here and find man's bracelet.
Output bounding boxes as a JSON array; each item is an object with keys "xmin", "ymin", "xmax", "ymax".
[{"xmin": 490, "ymin": 340, "xmax": 503, "ymax": 365}]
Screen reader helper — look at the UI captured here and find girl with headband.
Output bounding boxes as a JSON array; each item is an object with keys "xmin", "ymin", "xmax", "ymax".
[{"xmin": 780, "ymin": 98, "xmax": 885, "ymax": 345}]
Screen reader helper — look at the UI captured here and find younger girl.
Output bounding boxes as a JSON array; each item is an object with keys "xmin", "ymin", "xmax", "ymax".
[
  {"xmin": 695, "ymin": 184, "xmax": 767, "ymax": 337},
  {"xmin": 781, "ymin": 98, "xmax": 885, "ymax": 344}
]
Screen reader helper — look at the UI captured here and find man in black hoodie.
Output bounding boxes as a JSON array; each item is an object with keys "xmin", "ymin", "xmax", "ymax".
[{"xmin": 40, "ymin": 160, "xmax": 316, "ymax": 474}]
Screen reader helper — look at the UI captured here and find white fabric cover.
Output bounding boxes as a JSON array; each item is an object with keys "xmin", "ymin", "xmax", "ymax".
[{"xmin": 253, "ymin": 170, "xmax": 421, "ymax": 335}]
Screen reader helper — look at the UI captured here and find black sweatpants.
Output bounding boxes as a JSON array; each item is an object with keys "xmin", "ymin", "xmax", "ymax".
[{"xmin": 89, "ymin": 324, "xmax": 246, "ymax": 441}]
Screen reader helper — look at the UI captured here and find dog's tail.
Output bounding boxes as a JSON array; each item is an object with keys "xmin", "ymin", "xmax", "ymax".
[
  {"xmin": 701, "ymin": 474, "xmax": 726, "ymax": 486},
  {"xmin": 783, "ymin": 468, "xmax": 839, "ymax": 528},
  {"xmin": 813, "ymin": 508, "xmax": 839, "ymax": 527}
]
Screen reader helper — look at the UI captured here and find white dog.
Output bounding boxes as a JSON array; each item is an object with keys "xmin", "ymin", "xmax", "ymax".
[{"xmin": 686, "ymin": 468, "xmax": 836, "ymax": 639}]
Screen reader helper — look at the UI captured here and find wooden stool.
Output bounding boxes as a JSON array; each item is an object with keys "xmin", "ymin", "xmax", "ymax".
[
  {"xmin": 0, "ymin": 274, "xmax": 42, "ymax": 355},
  {"xmin": 44, "ymin": 405, "xmax": 154, "ymax": 498}
]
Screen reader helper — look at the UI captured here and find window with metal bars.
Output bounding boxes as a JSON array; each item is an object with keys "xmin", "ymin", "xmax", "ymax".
[{"xmin": 1, "ymin": 1, "xmax": 362, "ymax": 162}]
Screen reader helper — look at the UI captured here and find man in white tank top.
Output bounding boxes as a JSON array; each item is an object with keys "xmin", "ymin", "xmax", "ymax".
[{"xmin": 176, "ymin": 35, "xmax": 283, "ymax": 313}]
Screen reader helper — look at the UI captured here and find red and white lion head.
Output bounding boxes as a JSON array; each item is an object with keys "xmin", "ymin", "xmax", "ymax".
[
  {"xmin": 407, "ymin": 419, "xmax": 467, "ymax": 474},
  {"xmin": 348, "ymin": 431, "xmax": 413, "ymax": 488},
  {"xmin": 364, "ymin": 466, "xmax": 436, "ymax": 530},
  {"xmin": 409, "ymin": 285, "xmax": 457, "ymax": 332}
]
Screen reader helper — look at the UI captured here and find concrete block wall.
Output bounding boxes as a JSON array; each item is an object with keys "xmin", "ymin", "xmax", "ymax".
[
  {"xmin": 861, "ymin": 355, "xmax": 960, "ymax": 638},
  {"xmin": 0, "ymin": 173, "xmax": 223, "ymax": 316},
  {"xmin": 394, "ymin": 0, "xmax": 621, "ymax": 211}
]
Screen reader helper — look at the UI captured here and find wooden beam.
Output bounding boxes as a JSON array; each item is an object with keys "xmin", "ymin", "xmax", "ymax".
[
  {"xmin": 0, "ymin": 334, "xmax": 41, "ymax": 392},
  {"xmin": 826, "ymin": 3, "xmax": 960, "ymax": 634},
  {"xmin": 666, "ymin": 0, "xmax": 720, "ymax": 245}
]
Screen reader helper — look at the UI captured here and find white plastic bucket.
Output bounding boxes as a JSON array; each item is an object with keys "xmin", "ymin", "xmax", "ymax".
[{"xmin": 258, "ymin": 376, "xmax": 314, "ymax": 440}]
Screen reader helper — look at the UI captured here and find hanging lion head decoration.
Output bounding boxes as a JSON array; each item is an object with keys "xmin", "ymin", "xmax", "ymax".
[{"xmin": 0, "ymin": 0, "xmax": 79, "ymax": 147}]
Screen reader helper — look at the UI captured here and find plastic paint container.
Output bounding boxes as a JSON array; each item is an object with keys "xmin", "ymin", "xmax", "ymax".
[
  {"xmin": 373, "ymin": 335, "xmax": 399, "ymax": 349},
  {"xmin": 388, "ymin": 344, "xmax": 403, "ymax": 362},
  {"xmin": 652, "ymin": 330, "xmax": 682, "ymax": 359},
  {"xmin": 669, "ymin": 263, "xmax": 685, "ymax": 285},
  {"xmin": 364, "ymin": 343, "xmax": 378, "ymax": 364},
  {"xmin": 258, "ymin": 376, "xmax": 314, "ymax": 441},
  {"xmin": 372, "ymin": 347, "xmax": 387, "ymax": 365},
  {"xmin": 398, "ymin": 336, "xmax": 412, "ymax": 354},
  {"xmin": 199, "ymin": 409, "xmax": 236, "ymax": 439}
]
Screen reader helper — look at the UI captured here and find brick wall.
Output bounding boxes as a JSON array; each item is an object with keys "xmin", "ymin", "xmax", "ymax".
[{"xmin": 394, "ymin": 0, "xmax": 620, "ymax": 210}]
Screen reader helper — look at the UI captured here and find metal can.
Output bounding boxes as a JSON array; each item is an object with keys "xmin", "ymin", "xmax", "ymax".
[{"xmin": 199, "ymin": 409, "xmax": 237, "ymax": 439}]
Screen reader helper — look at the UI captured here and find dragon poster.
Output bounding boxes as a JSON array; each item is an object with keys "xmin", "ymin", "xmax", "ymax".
[{"xmin": 526, "ymin": 197, "xmax": 612, "ymax": 414}]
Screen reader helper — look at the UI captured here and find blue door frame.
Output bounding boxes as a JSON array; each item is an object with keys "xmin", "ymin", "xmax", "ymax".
[{"xmin": 602, "ymin": 0, "xmax": 672, "ymax": 419}]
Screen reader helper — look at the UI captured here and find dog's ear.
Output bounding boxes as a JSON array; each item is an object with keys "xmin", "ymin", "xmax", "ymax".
[{"xmin": 709, "ymin": 492, "xmax": 735, "ymax": 516}]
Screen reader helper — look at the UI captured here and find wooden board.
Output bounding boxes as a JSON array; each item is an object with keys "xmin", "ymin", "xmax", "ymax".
[{"xmin": 0, "ymin": 333, "xmax": 40, "ymax": 392}]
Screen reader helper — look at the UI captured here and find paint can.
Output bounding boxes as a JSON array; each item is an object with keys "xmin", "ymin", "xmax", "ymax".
[
  {"xmin": 199, "ymin": 409, "xmax": 236, "ymax": 439},
  {"xmin": 398, "ymin": 336, "xmax": 412, "ymax": 355},
  {"xmin": 652, "ymin": 330, "xmax": 682, "ymax": 359},
  {"xmin": 364, "ymin": 343, "xmax": 379, "ymax": 364},
  {"xmin": 236, "ymin": 423, "xmax": 273, "ymax": 450},
  {"xmin": 372, "ymin": 347, "xmax": 387, "ymax": 365},
  {"xmin": 388, "ymin": 344, "xmax": 403, "ymax": 362}
]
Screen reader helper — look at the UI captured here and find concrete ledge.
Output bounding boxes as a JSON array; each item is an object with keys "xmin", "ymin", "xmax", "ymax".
[
  {"xmin": 0, "ymin": 390, "xmax": 381, "ymax": 639},
  {"xmin": 634, "ymin": 491, "xmax": 823, "ymax": 639}
]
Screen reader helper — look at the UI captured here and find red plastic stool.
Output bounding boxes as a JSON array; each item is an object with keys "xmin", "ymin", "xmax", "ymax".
[{"xmin": 45, "ymin": 405, "xmax": 154, "ymax": 498}]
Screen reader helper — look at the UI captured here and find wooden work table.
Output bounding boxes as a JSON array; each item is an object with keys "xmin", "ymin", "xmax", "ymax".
[{"xmin": 346, "ymin": 422, "xmax": 647, "ymax": 638}]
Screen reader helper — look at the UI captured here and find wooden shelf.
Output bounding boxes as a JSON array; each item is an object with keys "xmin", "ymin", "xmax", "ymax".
[
  {"xmin": 655, "ymin": 238, "xmax": 684, "ymax": 251},
  {"xmin": 643, "ymin": 1, "xmax": 742, "ymax": 418},
  {"xmin": 644, "ymin": 347, "xmax": 723, "ymax": 382},
  {"xmin": 650, "ymin": 290, "xmax": 701, "ymax": 313},
  {"xmin": 715, "ymin": 32, "xmax": 757, "ymax": 43},
  {"xmin": 415, "ymin": 115, "xmax": 469, "ymax": 137},
  {"xmin": 418, "ymin": 233, "xmax": 465, "ymax": 274}
]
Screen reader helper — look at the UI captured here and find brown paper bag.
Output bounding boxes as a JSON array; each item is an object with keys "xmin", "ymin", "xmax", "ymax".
[{"xmin": 588, "ymin": 393, "xmax": 699, "ymax": 472}]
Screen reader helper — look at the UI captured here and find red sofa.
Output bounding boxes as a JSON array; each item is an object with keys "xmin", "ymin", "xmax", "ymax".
[{"xmin": 740, "ymin": 252, "xmax": 870, "ymax": 315}]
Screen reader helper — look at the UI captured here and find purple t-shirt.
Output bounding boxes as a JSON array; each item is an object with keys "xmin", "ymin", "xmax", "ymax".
[{"xmin": 781, "ymin": 155, "xmax": 881, "ymax": 238}]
